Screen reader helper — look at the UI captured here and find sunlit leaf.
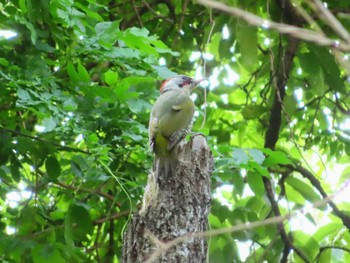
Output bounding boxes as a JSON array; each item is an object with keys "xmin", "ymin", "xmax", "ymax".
[{"xmin": 285, "ymin": 177, "xmax": 321, "ymax": 203}]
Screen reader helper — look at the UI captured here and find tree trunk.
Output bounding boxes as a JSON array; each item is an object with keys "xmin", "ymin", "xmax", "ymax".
[{"xmin": 122, "ymin": 135, "xmax": 213, "ymax": 263}]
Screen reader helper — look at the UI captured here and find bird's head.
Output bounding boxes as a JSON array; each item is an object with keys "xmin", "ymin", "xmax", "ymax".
[{"xmin": 160, "ymin": 75, "xmax": 204, "ymax": 95}]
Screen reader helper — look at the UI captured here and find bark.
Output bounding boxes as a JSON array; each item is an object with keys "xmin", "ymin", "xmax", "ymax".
[{"xmin": 122, "ymin": 135, "xmax": 213, "ymax": 263}]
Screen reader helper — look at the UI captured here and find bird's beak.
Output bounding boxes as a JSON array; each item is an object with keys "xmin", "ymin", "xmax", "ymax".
[
  {"xmin": 191, "ymin": 79, "xmax": 207, "ymax": 90},
  {"xmin": 194, "ymin": 79, "xmax": 206, "ymax": 86}
]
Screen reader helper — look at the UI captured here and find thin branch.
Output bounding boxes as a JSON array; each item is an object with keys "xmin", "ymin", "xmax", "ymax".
[
  {"xmin": 54, "ymin": 181, "xmax": 118, "ymax": 203},
  {"xmin": 0, "ymin": 127, "xmax": 90, "ymax": 154},
  {"xmin": 178, "ymin": 0, "xmax": 190, "ymax": 34},
  {"xmin": 22, "ymin": 210, "xmax": 130, "ymax": 239},
  {"xmin": 93, "ymin": 210, "xmax": 130, "ymax": 224},
  {"xmin": 296, "ymin": 92, "xmax": 329, "ymax": 111},
  {"xmin": 262, "ymin": 177, "xmax": 310, "ymax": 262},
  {"xmin": 335, "ymin": 94, "xmax": 350, "ymax": 114},
  {"xmin": 290, "ymin": 164, "xmax": 350, "ymax": 230},
  {"xmin": 197, "ymin": 0, "xmax": 350, "ymax": 51},
  {"xmin": 264, "ymin": 38, "xmax": 299, "ymax": 149},
  {"xmin": 308, "ymin": 0, "xmax": 350, "ymax": 44},
  {"xmin": 316, "ymin": 245, "xmax": 350, "ymax": 261},
  {"xmin": 261, "ymin": 0, "xmax": 304, "ymax": 260},
  {"xmin": 131, "ymin": 0, "xmax": 143, "ymax": 27},
  {"xmin": 141, "ymin": 0, "xmax": 174, "ymax": 23},
  {"xmin": 200, "ymin": 8, "xmax": 215, "ymax": 129}
]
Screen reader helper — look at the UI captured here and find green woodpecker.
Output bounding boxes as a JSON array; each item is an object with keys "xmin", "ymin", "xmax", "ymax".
[{"xmin": 149, "ymin": 75, "xmax": 203, "ymax": 177}]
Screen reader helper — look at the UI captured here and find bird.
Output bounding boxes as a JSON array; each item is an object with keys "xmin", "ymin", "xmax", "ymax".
[{"xmin": 148, "ymin": 75, "xmax": 204, "ymax": 178}]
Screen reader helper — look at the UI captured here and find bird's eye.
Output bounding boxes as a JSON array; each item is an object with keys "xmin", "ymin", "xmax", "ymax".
[{"xmin": 182, "ymin": 76, "xmax": 191, "ymax": 82}]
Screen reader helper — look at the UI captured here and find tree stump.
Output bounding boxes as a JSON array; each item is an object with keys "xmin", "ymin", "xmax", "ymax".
[{"xmin": 122, "ymin": 135, "xmax": 213, "ymax": 262}]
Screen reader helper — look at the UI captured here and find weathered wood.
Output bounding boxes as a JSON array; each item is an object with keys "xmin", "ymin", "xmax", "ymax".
[{"xmin": 122, "ymin": 135, "xmax": 213, "ymax": 263}]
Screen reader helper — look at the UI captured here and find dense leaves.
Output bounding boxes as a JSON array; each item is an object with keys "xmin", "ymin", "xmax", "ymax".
[{"xmin": 1, "ymin": 0, "xmax": 350, "ymax": 262}]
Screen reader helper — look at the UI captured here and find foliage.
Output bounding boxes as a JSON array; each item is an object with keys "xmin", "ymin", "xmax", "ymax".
[{"xmin": 0, "ymin": 0, "xmax": 350, "ymax": 262}]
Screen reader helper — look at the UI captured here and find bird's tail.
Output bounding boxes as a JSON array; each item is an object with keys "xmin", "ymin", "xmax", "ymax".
[{"xmin": 153, "ymin": 157, "xmax": 178, "ymax": 181}]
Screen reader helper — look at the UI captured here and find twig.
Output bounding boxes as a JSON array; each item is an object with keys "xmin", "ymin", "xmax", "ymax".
[
  {"xmin": 197, "ymin": 0, "xmax": 350, "ymax": 51},
  {"xmin": 315, "ymin": 245, "xmax": 350, "ymax": 261},
  {"xmin": 178, "ymin": 0, "xmax": 190, "ymax": 34},
  {"xmin": 200, "ymin": 9, "xmax": 215, "ymax": 129},
  {"xmin": 131, "ymin": 0, "xmax": 143, "ymax": 27},
  {"xmin": 308, "ymin": 0, "xmax": 350, "ymax": 44},
  {"xmin": 290, "ymin": 164, "xmax": 350, "ymax": 230},
  {"xmin": 93, "ymin": 210, "xmax": 130, "ymax": 224},
  {"xmin": 0, "ymin": 127, "xmax": 90, "ymax": 154},
  {"xmin": 263, "ymin": 176, "xmax": 310, "ymax": 262},
  {"xmin": 23, "ymin": 210, "xmax": 130, "ymax": 239},
  {"xmin": 262, "ymin": 1, "xmax": 302, "ymax": 260},
  {"xmin": 54, "ymin": 181, "xmax": 117, "ymax": 203},
  {"xmin": 141, "ymin": 0, "xmax": 173, "ymax": 23}
]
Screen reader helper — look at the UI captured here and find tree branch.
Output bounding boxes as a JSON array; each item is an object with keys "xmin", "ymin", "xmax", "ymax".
[
  {"xmin": 308, "ymin": 0, "xmax": 350, "ymax": 44},
  {"xmin": 316, "ymin": 245, "xmax": 350, "ymax": 261},
  {"xmin": 197, "ymin": 0, "xmax": 350, "ymax": 51},
  {"xmin": 54, "ymin": 181, "xmax": 118, "ymax": 204},
  {"xmin": 262, "ymin": 177, "xmax": 310, "ymax": 262},
  {"xmin": 289, "ymin": 164, "xmax": 350, "ymax": 230},
  {"xmin": 264, "ymin": 38, "xmax": 299, "ymax": 149},
  {"xmin": 0, "ymin": 127, "xmax": 90, "ymax": 154},
  {"xmin": 131, "ymin": 0, "xmax": 143, "ymax": 27}
]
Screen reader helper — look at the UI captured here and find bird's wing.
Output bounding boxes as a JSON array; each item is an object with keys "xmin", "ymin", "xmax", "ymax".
[
  {"xmin": 149, "ymin": 90, "xmax": 195, "ymax": 152},
  {"xmin": 165, "ymin": 93, "xmax": 195, "ymax": 150},
  {"xmin": 148, "ymin": 115, "xmax": 158, "ymax": 151}
]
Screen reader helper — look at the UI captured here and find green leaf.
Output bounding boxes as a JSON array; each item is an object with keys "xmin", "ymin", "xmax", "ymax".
[
  {"xmin": 293, "ymin": 230, "xmax": 319, "ymax": 261},
  {"xmin": 248, "ymin": 161, "xmax": 270, "ymax": 178},
  {"xmin": 232, "ymin": 173, "xmax": 244, "ymax": 196},
  {"xmin": 285, "ymin": 184, "xmax": 305, "ymax": 205},
  {"xmin": 298, "ymin": 51, "xmax": 321, "ymax": 77},
  {"xmin": 247, "ymin": 172, "xmax": 265, "ymax": 196},
  {"xmin": 211, "ymin": 201, "xmax": 231, "ymax": 223},
  {"xmin": 67, "ymin": 62, "xmax": 79, "ymax": 84},
  {"xmin": 0, "ymin": 58, "xmax": 9, "ymax": 67},
  {"xmin": 45, "ymin": 156, "xmax": 61, "ymax": 179},
  {"xmin": 127, "ymin": 99, "xmax": 151, "ymax": 113},
  {"xmin": 262, "ymin": 149, "xmax": 292, "ymax": 166},
  {"xmin": 236, "ymin": 22, "xmax": 258, "ymax": 71},
  {"xmin": 19, "ymin": 0, "xmax": 28, "ymax": 14},
  {"xmin": 75, "ymin": 2, "xmax": 103, "ymax": 21},
  {"xmin": 65, "ymin": 203, "xmax": 93, "ymax": 244},
  {"xmin": 247, "ymin": 149, "xmax": 265, "ymax": 164},
  {"xmin": 122, "ymin": 131, "xmax": 143, "ymax": 142},
  {"xmin": 17, "ymin": 87, "xmax": 31, "ymax": 102},
  {"xmin": 77, "ymin": 62, "xmax": 90, "ymax": 83},
  {"xmin": 115, "ymin": 80, "xmax": 138, "ymax": 101},
  {"xmin": 241, "ymin": 105, "xmax": 265, "ymax": 120},
  {"xmin": 246, "ymin": 196, "xmax": 265, "ymax": 214},
  {"xmin": 10, "ymin": 156, "xmax": 21, "ymax": 182},
  {"xmin": 42, "ymin": 118, "xmax": 56, "ymax": 132},
  {"xmin": 208, "ymin": 32, "xmax": 222, "ymax": 60},
  {"xmin": 64, "ymin": 210, "xmax": 74, "ymax": 248},
  {"xmin": 228, "ymin": 208, "xmax": 248, "ymax": 240},
  {"xmin": 96, "ymin": 21, "xmax": 120, "ymax": 48},
  {"xmin": 285, "ymin": 177, "xmax": 321, "ymax": 203},
  {"xmin": 104, "ymin": 70, "xmax": 119, "ymax": 86},
  {"xmin": 313, "ymin": 223, "xmax": 343, "ymax": 242},
  {"xmin": 311, "ymin": 45, "xmax": 345, "ymax": 93},
  {"xmin": 232, "ymin": 148, "xmax": 249, "ymax": 165},
  {"xmin": 152, "ymin": 65, "xmax": 176, "ymax": 79},
  {"xmin": 318, "ymin": 248, "xmax": 331, "ymax": 263},
  {"xmin": 32, "ymin": 244, "xmax": 65, "ymax": 263}
]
